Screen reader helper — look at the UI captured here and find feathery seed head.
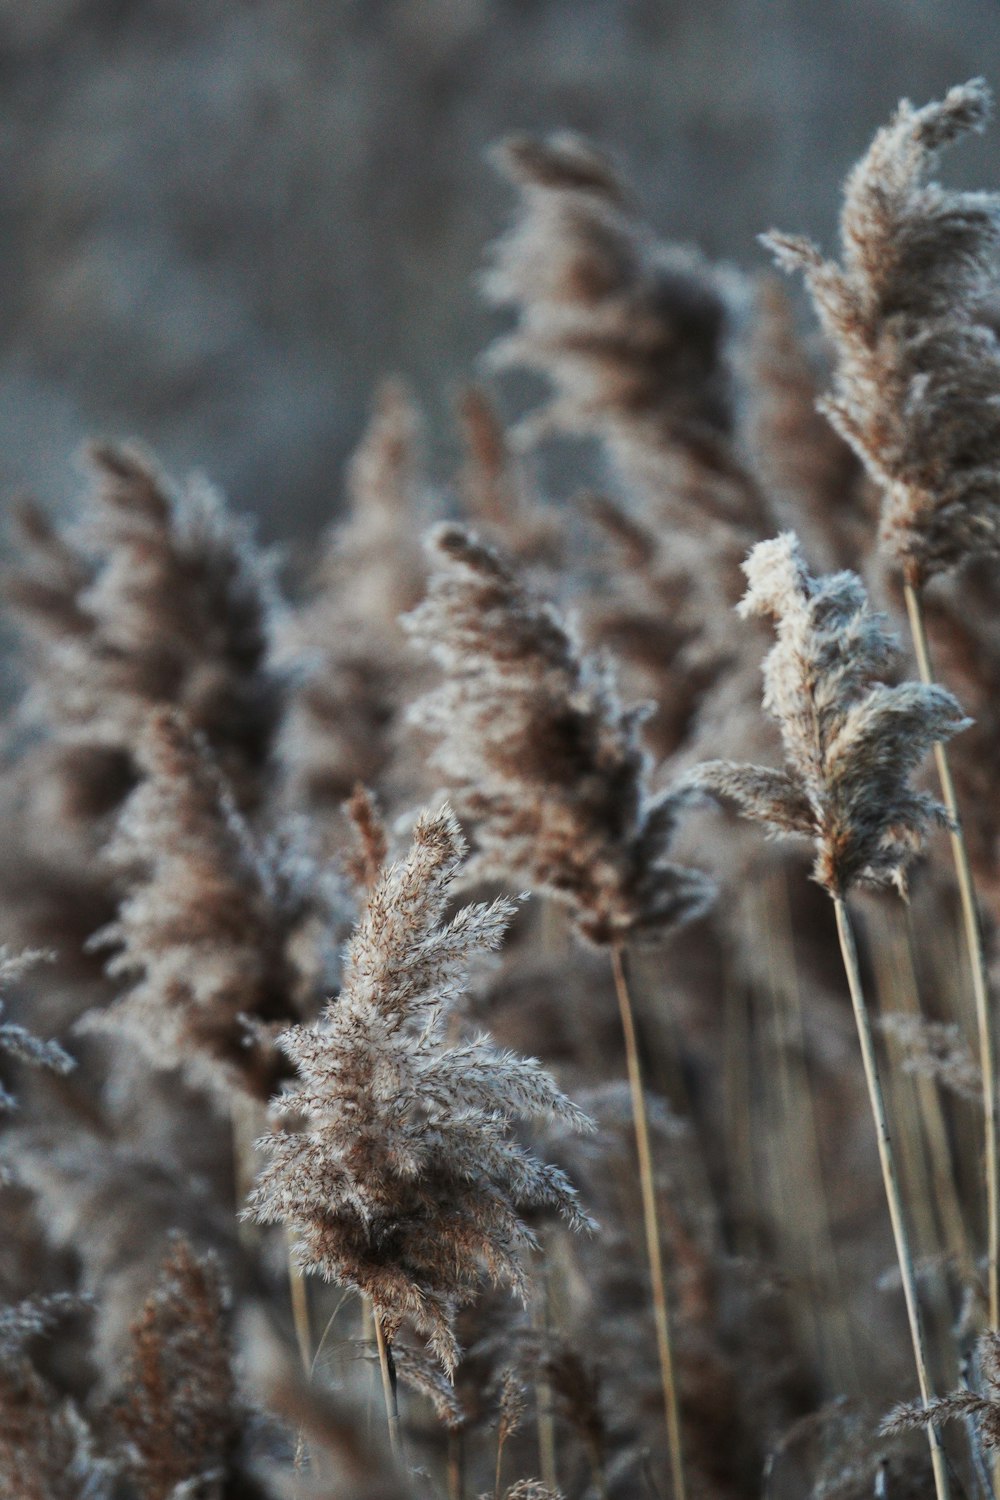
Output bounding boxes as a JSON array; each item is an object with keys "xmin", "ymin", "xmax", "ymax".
[
  {"xmin": 765, "ymin": 80, "xmax": 1000, "ymax": 584},
  {"xmin": 83, "ymin": 708, "xmax": 309, "ymax": 1102},
  {"xmin": 690, "ymin": 532, "xmax": 969, "ymax": 896},
  {"xmin": 247, "ymin": 805, "xmax": 593, "ymax": 1375},
  {"xmin": 403, "ymin": 525, "xmax": 715, "ymax": 945}
]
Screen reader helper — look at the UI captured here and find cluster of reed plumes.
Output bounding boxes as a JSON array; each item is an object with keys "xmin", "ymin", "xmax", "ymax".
[{"xmin": 6, "ymin": 76, "xmax": 1000, "ymax": 1500}]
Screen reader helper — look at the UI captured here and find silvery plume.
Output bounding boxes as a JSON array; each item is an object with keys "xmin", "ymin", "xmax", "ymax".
[
  {"xmin": 403, "ymin": 524, "xmax": 714, "ymax": 946},
  {"xmin": 688, "ymin": 532, "xmax": 969, "ymax": 896},
  {"xmin": 246, "ymin": 805, "xmax": 593, "ymax": 1375},
  {"xmin": 765, "ymin": 80, "xmax": 1000, "ymax": 586}
]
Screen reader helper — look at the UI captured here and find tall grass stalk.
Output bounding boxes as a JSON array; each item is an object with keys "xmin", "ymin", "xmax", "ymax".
[
  {"xmin": 833, "ymin": 896, "xmax": 951, "ymax": 1500},
  {"xmin": 374, "ymin": 1312, "xmax": 402, "ymax": 1462},
  {"xmin": 610, "ymin": 941, "xmax": 686, "ymax": 1500},
  {"xmin": 287, "ymin": 1234, "xmax": 312, "ymax": 1377},
  {"xmin": 904, "ymin": 579, "xmax": 999, "ymax": 1331}
]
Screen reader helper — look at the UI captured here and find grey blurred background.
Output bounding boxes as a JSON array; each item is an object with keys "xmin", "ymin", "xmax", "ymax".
[{"xmin": 2, "ymin": 0, "xmax": 999, "ymax": 544}]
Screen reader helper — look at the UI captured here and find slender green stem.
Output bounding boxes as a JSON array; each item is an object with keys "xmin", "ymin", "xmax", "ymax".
[
  {"xmin": 611, "ymin": 942, "xmax": 686, "ymax": 1500},
  {"xmin": 834, "ymin": 896, "xmax": 950, "ymax": 1500},
  {"xmin": 904, "ymin": 579, "xmax": 1000, "ymax": 1331},
  {"xmin": 374, "ymin": 1312, "xmax": 402, "ymax": 1462}
]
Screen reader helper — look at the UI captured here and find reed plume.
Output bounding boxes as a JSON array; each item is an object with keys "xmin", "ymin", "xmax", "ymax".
[
  {"xmin": 690, "ymin": 530, "xmax": 968, "ymax": 1500},
  {"xmin": 279, "ymin": 379, "xmax": 428, "ymax": 832},
  {"xmin": 111, "ymin": 1236, "xmax": 241, "ymax": 1500},
  {"xmin": 404, "ymin": 524, "xmax": 714, "ymax": 948},
  {"xmin": 764, "ymin": 79, "xmax": 1000, "ymax": 587},
  {"xmin": 0, "ymin": 444, "xmax": 283, "ymax": 1011},
  {"xmin": 0, "ymin": 1294, "xmax": 107, "ymax": 1500},
  {"xmin": 246, "ymin": 805, "xmax": 592, "ymax": 1383},
  {"xmin": 9, "ymin": 442, "xmax": 283, "ymax": 815},
  {"xmin": 83, "ymin": 707, "xmax": 317, "ymax": 1103},
  {"xmin": 767, "ymin": 80, "xmax": 1000, "ymax": 1328},
  {"xmin": 406, "ymin": 522, "xmax": 715, "ymax": 1499}
]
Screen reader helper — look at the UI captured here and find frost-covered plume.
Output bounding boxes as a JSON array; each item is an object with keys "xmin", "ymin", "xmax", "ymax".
[
  {"xmin": 246, "ymin": 805, "xmax": 593, "ymax": 1375},
  {"xmin": 688, "ymin": 533, "xmax": 969, "ymax": 896},
  {"xmin": 84, "ymin": 708, "xmax": 321, "ymax": 1104},
  {"xmin": 765, "ymin": 80, "xmax": 1000, "ymax": 585},
  {"xmin": 403, "ymin": 524, "xmax": 714, "ymax": 946}
]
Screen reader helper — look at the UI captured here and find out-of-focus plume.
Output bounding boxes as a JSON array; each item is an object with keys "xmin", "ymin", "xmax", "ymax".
[
  {"xmin": 83, "ymin": 709, "xmax": 323, "ymax": 1104},
  {"xmin": 0, "ymin": 444, "xmax": 283, "ymax": 1004},
  {"xmin": 0, "ymin": 951, "xmax": 73, "ymax": 1115},
  {"xmin": 484, "ymin": 132, "xmax": 772, "ymax": 545},
  {"xmin": 743, "ymin": 279, "xmax": 871, "ymax": 571},
  {"xmin": 109, "ymin": 1236, "xmax": 243, "ymax": 1500},
  {"xmin": 0, "ymin": 1294, "xmax": 110, "ymax": 1500},
  {"xmin": 279, "ymin": 379, "xmax": 429, "ymax": 836}
]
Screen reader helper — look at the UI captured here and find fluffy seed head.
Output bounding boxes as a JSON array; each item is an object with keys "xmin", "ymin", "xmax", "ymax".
[
  {"xmin": 403, "ymin": 525, "xmax": 715, "ymax": 945},
  {"xmin": 247, "ymin": 805, "xmax": 593, "ymax": 1374},
  {"xmin": 688, "ymin": 532, "xmax": 969, "ymax": 896},
  {"xmin": 766, "ymin": 80, "xmax": 1000, "ymax": 584}
]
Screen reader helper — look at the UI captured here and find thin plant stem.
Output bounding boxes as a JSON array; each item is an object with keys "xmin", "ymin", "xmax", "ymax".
[
  {"xmin": 833, "ymin": 895, "xmax": 950, "ymax": 1500},
  {"xmin": 287, "ymin": 1231, "xmax": 312, "ymax": 1377},
  {"xmin": 905, "ymin": 578, "xmax": 999, "ymax": 1330},
  {"xmin": 532, "ymin": 1275, "xmax": 558, "ymax": 1492},
  {"xmin": 448, "ymin": 1430, "xmax": 465, "ymax": 1500},
  {"xmin": 374, "ymin": 1312, "xmax": 402, "ymax": 1462},
  {"xmin": 610, "ymin": 941, "xmax": 686, "ymax": 1500}
]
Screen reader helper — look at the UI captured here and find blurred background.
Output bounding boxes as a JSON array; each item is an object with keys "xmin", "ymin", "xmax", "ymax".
[{"xmin": 2, "ymin": 0, "xmax": 999, "ymax": 544}]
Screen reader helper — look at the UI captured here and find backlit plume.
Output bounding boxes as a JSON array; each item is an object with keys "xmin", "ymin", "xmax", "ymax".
[{"xmin": 689, "ymin": 532, "xmax": 969, "ymax": 895}]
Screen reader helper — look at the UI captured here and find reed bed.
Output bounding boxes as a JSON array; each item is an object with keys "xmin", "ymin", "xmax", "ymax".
[{"xmin": 2, "ymin": 78, "xmax": 1000, "ymax": 1500}]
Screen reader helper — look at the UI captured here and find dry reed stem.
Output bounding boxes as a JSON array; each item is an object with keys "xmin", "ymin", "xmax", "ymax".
[
  {"xmin": 288, "ymin": 1230, "xmax": 312, "ymax": 1377},
  {"xmin": 833, "ymin": 896, "xmax": 950, "ymax": 1500},
  {"xmin": 532, "ymin": 1279, "xmax": 559, "ymax": 1493},
  {"xmin": 610, "ymin": 941, "xmax": 686, "ymax": 1500},
  {"xmin": 871, "ymin": 920, "xmax": 964, "ymax": 1384},
  {"xmin": 756, "ymin": 873, "xmax": 860, "ymax": 1396},
  {"xmin": 905, "ymin": 579, "xmax": 1000, "ymax": 1331},
  {"xmin": 375, "ymin": 1313, "xmax": 402, "ymax": 1462},
  {"xmin": 899, "ymin": 910, "xmax": 976, "ymax": 1286}
]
